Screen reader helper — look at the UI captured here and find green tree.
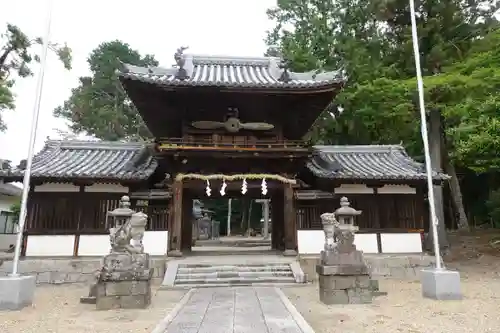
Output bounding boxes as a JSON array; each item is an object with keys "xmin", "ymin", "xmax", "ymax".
[
  {"xmin": 0, "ymin": 23, "xmax": 71, "ymax": 131},
  {"xmin": 53, "ymin": 40, "xmax": 158, "ymax": 141}
]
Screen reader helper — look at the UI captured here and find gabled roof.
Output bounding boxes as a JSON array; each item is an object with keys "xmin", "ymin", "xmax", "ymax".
[
  {"xmin": 118, "ymin": 54, "xmax": 344, "ymax": 90},
  {"xmin": 307, "ymin": 145, "xmax": 449, "ymax": 181},
  {"xmin": 0, "ymin": 140, "xmax": 158, "ymax": 182}
]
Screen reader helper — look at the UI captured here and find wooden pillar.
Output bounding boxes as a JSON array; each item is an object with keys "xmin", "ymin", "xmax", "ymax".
[
  {"xmin": 181, "ymin": 192, "xmax": 193, "ymax": 252},
  {"xmin": 169, "ymin": 179, "xmax": 183, "ymax": 257},
  {"xmin": 283, "ymin": 184, "xmax": 297, "ymax": 256},
  {"xmin": 415, "ymin": 185, "xmax": 428, "ymax": 231},
  {"xmin": 272, "ymin": 191, "xmax": 285, "ymax": 251}
]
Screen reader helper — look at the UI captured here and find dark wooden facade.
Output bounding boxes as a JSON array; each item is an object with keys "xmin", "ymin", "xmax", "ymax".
[{"xmin": 296, "ymin": 193, "xmax": 427, "ymax": 231}]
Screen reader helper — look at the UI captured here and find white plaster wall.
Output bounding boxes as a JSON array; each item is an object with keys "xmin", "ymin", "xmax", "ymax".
[
  {"xmin": 378, "ymin": 185, "xmax": 416, "ymax": 194},
  {"xmin": 297, "ymin": 230, "xmax": 379, "ymax": 254},
  {"xmin": 380, "ymin": 233, "xmax": 422, "ymax": 253},
  {"xmin": 78, "ymin": 235, "xmax": 110, "ymax": 256},
  {"xmin": 34, "ymin": 183, "xmax": 79, "ymax": 192},
  {"xmin": 0, "ymin": 234, "xmax": 16, "ymax": 250},
  {"xmin": 335, "ymin": 184, "xmax": 374, "ymax": 194},
  {"xmin": 25, "ymin": 235, "xmax": 75, "ymax": 256},
  {"xmin": 143, "ymin": 231, "xmax": 168, "ymax": 255},
  {"xmin": 78, "ymin": 231, "xmax": 168, "ymax": 256},
  {"xmin": 34, "ymin": 183, "xmax": 129, "ymax": 193},
  {"xmin": 85, "ymin": 184, "xmax": 128, "ymax": 193}
]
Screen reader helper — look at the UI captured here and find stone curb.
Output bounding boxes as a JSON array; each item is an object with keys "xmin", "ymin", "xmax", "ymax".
[{"xmin": 275, "ymin": 287, "xmax": 316, "ymax": 333}]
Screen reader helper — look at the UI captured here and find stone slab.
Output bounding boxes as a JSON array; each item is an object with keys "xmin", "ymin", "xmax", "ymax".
[
  {"xmin": 421, "ymin": 268, "xmax": 462, "ymax": 300},
  {"xmin": 151, "ymin": 287, "xmax": 315, "ymax": 333},
  {"xmin": 289, "ymin": 261, "xmax": 306, "ymax": 283},
  {"xmin": 161, "ymin": 261, "xmax": 179, "ymax": 287},
  {"xmin": 0, "ymin": 275, "xmax": 36, "ymax": 311},
  {"xmin": 316, "ymin": 264, "xmax": 368, "ymax": 275}
]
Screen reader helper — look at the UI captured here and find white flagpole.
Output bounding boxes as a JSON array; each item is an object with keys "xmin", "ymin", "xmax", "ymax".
[
  {"xmin": 11, "ymin": 0, "xmax": 54, "ymax": 276},
  {"xmin": 409, "ymin": 0, "xmax": 443, "ymax": 269}
]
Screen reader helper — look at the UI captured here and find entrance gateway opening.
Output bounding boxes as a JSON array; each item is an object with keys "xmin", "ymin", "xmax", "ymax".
[
  {"xmin": 192, "ymin": 197, "xmax": 273, "ymax": 255},
  {"xmin": 181, "ymin": 175, "xmax": 293, "ymax": 256}
]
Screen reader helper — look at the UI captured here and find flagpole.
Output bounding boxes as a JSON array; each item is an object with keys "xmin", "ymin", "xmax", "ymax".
[
  {"xmin": 11, "ymin": 0, "xmax": 54, "ymax": 276},
  {"xmin": 409, "ymin": 0, "xmax": 443, "ymax": 269}
]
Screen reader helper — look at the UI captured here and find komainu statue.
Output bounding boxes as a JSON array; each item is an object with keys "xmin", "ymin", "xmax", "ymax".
[{"xmin": 81, "ymin": 196, "xmax": 153, "ymax": 310}]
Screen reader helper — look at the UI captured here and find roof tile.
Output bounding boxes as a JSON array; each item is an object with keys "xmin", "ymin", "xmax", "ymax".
[
  {"xmin": 119, "ymin": 55, "xmax": 344, "ymax": 89},
  {"xmin": 308, "ymin": 145, "xmax": 449, "ymax": 181},
  {"xmin": 0, "ymin": 140, "xmax": 157, "ymax": 182}
]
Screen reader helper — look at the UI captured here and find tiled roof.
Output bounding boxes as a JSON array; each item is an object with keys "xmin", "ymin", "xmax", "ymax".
[
  {"xmin": 307, "ymin": 145, "xmax": 449, "ymax": 181},
  {"xmin": 118, "ymin": 54, "xmax": 344, "ymax": 89},
  {"xmin": 0, "ymin": 140, "xmax": 158, "ymax": 182},
  {"xmin": 0, "ymin": 182, "xmax": 21, "ymax": 196}
]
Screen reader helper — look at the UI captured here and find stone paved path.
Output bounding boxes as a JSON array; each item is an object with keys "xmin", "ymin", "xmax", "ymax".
[{"xmin": 153, "ymin": 287, "xmax": 314, "ymax": 333}]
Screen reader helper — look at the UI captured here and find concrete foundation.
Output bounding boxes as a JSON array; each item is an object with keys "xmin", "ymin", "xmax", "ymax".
[
  {"xmin": 0, "ymin": 275, "xmax": 36, "ymax": 310},
  {"xmin": 421, "ymin": 268, "xmax": 462, "ymax": 300}
]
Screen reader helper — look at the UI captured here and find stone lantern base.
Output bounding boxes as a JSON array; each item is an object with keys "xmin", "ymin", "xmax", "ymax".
[{"xmin": 316, "ymin": 250, "xmax": 373, "ymax": 304}]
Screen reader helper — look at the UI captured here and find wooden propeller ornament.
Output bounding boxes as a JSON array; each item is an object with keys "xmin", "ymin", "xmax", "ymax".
[{"xmin": 191, "ymin": 117, "xmax": 274, "ymax": 133}]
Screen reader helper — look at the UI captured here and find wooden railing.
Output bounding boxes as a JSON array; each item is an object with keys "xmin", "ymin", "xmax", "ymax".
[{"xmin": 157, "ymin": 137, "xmax": 308, "ymax": 150}]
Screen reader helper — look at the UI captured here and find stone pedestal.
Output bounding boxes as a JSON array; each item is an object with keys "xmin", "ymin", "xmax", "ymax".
[
  {"xmin": 421, "ymin": 268, "xmax": 462, "ymax": 300},
  {"xmin": 0, "ymin": 275, "xmax": 36, "ymax": 311},
  {"xmin": 94, "ymin": 253, "xmax": 153, "ymax": 310},
  {"xmin": 317, "ymin": 250, "xmax": 373, "ymax": 304}
]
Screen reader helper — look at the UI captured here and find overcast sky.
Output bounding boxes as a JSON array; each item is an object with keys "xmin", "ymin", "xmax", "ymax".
[{"xmin": 0, "ymin": 0, "xmax": 276, "ymax": 165}]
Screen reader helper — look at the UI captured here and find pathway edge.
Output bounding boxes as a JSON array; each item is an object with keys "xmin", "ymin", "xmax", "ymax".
[
  {"xmin": 274, "ymin": 287, "xmax": 316, "ymax": 333},
  {"xmin": 150, "ymin": 289, "xmax": 196, "ymax": 333}
]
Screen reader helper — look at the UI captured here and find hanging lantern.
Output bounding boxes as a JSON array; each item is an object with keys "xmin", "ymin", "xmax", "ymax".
[
  {"xmin": 241, "ymin": 178, "xmax": 248, "ymax": 194},
  {"xmin": 205, "ymin": 180, "xmax": 212, "ymax": 197},
  {"xmin": 261, "ymin": 178, "xmax": 268, "ymax": 195},
  {"xmin": 220, "ymin": 179, "xmax": 227, "ymax": 196}
]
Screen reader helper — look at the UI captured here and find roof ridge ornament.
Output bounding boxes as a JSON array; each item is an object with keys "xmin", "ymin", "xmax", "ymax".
[
  {"xmin": 278, "ymin": 57, "xmax": 292, "ymax": 83},
  {"xmin": 174, "ymin": 46, "xmax": 189, "ymax": 80}
]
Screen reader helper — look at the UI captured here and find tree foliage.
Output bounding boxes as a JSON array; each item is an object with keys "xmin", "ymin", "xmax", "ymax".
[
  {"xmin": 53, "ymin": 40, "xmax": 158, "ymax": 141},
  {"xmin": 266, "ymin": 0, "xmax": 499, "ymax": 152},
  {"xmin": 0, "ymin": 23, "xmax": 71, "ymax": 131},
  {"xmin": 266, "ymin": 0, "xmax": 499, "ymax": 234}
]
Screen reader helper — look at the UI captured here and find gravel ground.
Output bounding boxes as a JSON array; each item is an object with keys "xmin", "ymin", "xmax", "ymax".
[
  {"xmin": 0, "ymin": 284, "xmax": 186, "ymax": 333},
  {"xmin": 1, "ymin": 253, "xmax": 499, "ymax": 333},
  {"xmin": 283, "ymin": 263, "xmax": 500, "ymax": 333}
]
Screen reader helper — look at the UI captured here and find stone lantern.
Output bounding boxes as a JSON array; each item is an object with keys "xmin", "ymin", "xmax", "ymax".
[
  {"xmin": 334, "ymin": 196, "xmax": 361, "ymax": 227},
  {"xmin": 316, "ymin": 196, "xmax": 372, "ymax": 305},
  {"xmin": 108, "ymin": 196, "xmax": 134, "ymax": 229},
  {"xmin": 81, "ymin": 195, "xmax": 153, "ymax": 310}
]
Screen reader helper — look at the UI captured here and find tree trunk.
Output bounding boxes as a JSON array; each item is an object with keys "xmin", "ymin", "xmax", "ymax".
[
  {"xmin": 424, "ymin": 109, "xmax": 450, "ymax": 252},
  {"xmin": 441, "ymin": 130, "xmax": 470, "ymax": 231}
]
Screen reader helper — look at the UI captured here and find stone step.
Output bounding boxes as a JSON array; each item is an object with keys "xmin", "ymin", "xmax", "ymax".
[
  {"xmin": 175, "ymin": 276, "xmax": 296, "ymax": 286},
  {"xmin": 176, "ymin": 270, "xmax": 293, "ymax": 280},
  {"xmin": 164, "ymin": 282, "xmax": 301, "ymax": 289},
  {"xmin": 177, "ymin": 264, "xmax": 291, "ymax": 274}
]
